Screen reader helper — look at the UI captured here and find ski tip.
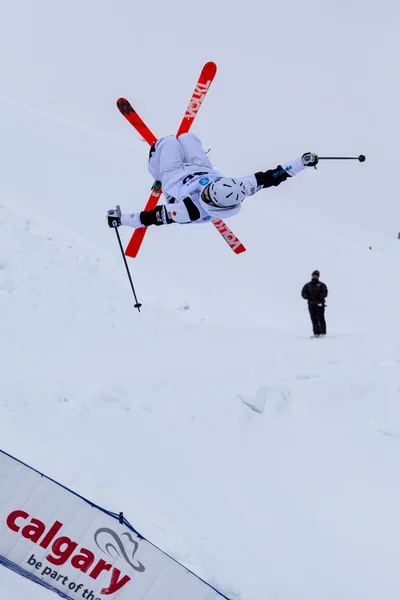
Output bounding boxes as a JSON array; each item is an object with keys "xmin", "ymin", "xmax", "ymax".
[
  {"xmin": 203, "ymin": 62, "xmax": 217, "ymax": 78},
  {"xmin": 117, "ymin": 97, "xmax": 132, "ymax": 109},
  {"xmin": 125, "ymin": 227, "xmax": 147, "ymax": 258},
  {"xmin": 117, "ymin": 98, "xmax": 136, "ymax": 118}
]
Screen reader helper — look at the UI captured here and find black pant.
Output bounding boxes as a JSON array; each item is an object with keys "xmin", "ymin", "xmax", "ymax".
[{"xmin": 308, "ymin": 304, "xmax": 326, "ymax": 335}]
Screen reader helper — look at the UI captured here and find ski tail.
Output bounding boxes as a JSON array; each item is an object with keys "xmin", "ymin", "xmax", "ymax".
[
  {"xmin": 124, "ymin": 181, "xmax": 162, "ymax": 258},
  {"xmin": 124, "ymin": 62, "xmax": 217, "ymax": 258},
  {"xmin": 212, "ymin": 219, "xmax": 246, "ymax": 254}
]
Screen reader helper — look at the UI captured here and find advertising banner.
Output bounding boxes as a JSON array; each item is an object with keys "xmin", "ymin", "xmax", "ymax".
[{"xmin": 0, "ymin": 449, "xmax": 228, "ymax": 600}]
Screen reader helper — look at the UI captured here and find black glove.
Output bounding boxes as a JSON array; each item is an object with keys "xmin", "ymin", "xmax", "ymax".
[
  {"xmin": 302, "ymin": 152, "xmax": 319, "ymax": 167},
  {"xmin": 107, "ymin": 206, "xmax": 121, "ymax": 228}
]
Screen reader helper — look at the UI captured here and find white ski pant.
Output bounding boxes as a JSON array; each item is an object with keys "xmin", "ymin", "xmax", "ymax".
[{"xmin": 148, "ymin": 133, "xmax": 213, "ymax": 196}]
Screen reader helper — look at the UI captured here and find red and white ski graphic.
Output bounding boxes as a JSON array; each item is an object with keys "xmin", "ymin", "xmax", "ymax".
[
  {"xmin": 212, "ymin": 219, "xmax": 246, "ymax": 254},
  {"xmin": 117, "ymin": 62, "xmax": 246, "ymax": 257},
  {"xmin": 176, "ymin": 61, "xmax": 217, "ymax": 137}
]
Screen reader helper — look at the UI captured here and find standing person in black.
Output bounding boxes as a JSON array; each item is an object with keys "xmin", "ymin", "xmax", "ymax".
[{"xmin": 301, "ymin": 270, "xmax": 328, "ymax": 338}]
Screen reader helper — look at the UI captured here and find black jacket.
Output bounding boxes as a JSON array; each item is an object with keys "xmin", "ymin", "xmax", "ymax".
[{"xmin": 301, "ymin": 279, "xmax": 328, "ymax": 305}]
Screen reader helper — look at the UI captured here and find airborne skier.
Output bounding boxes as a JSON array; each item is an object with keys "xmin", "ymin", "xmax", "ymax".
[{"xmin": 107, "ymin": 132, "xmax": 319, "ymax": 229}]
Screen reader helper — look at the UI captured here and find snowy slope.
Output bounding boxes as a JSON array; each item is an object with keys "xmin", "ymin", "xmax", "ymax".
[{"xmin": 2, "ymin": 1, "xmax": 400, "ymax": 600}]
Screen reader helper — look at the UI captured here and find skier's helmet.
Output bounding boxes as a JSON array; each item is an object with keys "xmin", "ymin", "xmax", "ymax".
[{"xmin": 202, "ymin": 177, "xmax": 246, "ymax": 208}]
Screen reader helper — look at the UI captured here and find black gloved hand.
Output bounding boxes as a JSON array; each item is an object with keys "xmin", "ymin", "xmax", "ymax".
[
  {"xmin": 107, "ymin": 206, "xmax": 121, "ymax": 228},
  {"xmin": 302, "ymin": 152, "xmax": 319, "ymax": 167}
]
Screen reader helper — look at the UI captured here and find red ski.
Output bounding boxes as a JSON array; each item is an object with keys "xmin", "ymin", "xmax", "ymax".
[
  {"xmin": 176, "ymin": 61, "xmax": 217, "ymax": 136},
  {"xmin": 212, "ymin": 219, "xmax": 246, "ymax": 254},
  {"xmin": 116, "ymin": 98, "xmax": 157, "ymax": 146},
  {"xmin": 117, "ymin": 62, "xmax": 246, "ymax": 257}
]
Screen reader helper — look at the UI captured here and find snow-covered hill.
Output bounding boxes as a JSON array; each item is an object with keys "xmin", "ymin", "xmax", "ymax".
[{"xmin": 1, "ymin": 2, "xmax": 400, "ymax": 600}]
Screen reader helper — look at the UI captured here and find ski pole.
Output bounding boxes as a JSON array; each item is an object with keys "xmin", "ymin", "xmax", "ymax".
[
  {"xmin": 318, "ymin": 154, "xmax": 366, "ymax": 162},
  {"xmin": 111, "ymin": 207, "xmax": 142, "ymax": 312}
]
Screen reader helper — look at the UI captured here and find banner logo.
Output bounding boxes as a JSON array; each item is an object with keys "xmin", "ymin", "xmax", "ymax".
[{"xmin": 5, "ymin": 510, "xmax": 147, "ymax": 596}]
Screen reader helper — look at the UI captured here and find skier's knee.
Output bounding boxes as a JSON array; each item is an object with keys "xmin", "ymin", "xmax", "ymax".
[
  {"xmin": 148, "ymin": 136, "xmax": 176, "ymax": 163},
  {"xmin": 178, "ymin": 132, "xmax": 201, "ymax": 143}
]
